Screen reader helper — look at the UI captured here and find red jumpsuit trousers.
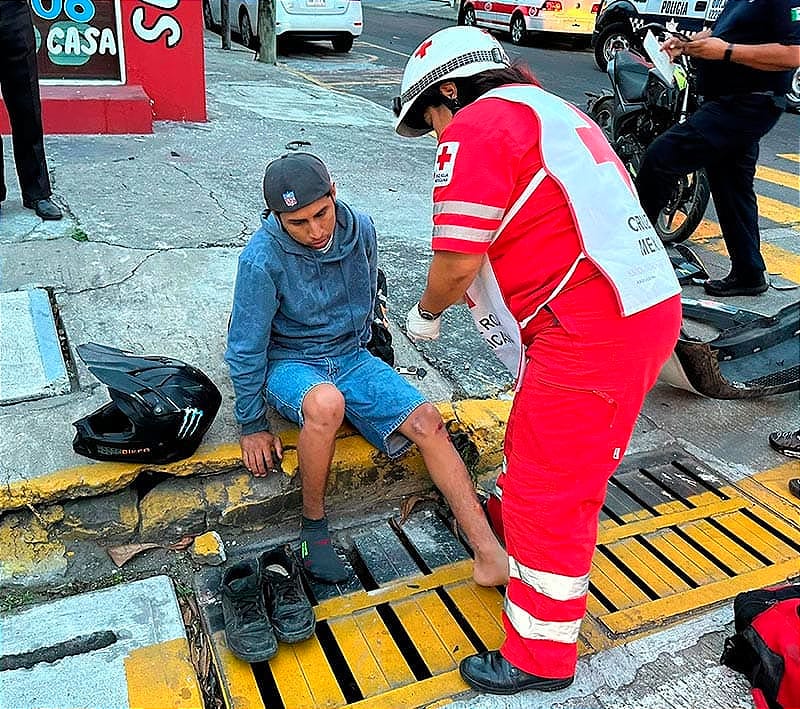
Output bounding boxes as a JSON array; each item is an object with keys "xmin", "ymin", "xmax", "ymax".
[{"xmin": 497, "ymin": 279, "xmax": 682, "ymax": 679}]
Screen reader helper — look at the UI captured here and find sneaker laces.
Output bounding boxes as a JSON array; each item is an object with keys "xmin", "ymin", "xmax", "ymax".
[
  {"xmin": 234, "ymin": 594, "xmax": 264, "ymax": 625},
  {"xmin": 269, "ymin": 568, "xmax": 306, "ymax": 606}
]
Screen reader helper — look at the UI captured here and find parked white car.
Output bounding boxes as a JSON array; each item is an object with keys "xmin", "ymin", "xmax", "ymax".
[
  {"xmin": 204, "ymin": 0, "xmax": 363, "ymax": 53},
  {"xmin": 458, "ymin": 0, "xmax": 600, "ymax": 45}
]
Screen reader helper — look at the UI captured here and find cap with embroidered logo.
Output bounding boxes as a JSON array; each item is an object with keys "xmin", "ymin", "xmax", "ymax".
[{"xmin": 263, "ymin": 152, "xmax": 333, "ymax": 213}]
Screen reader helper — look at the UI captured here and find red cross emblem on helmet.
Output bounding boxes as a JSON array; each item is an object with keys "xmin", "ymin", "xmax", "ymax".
[{"xmin": 415, "ymin": 39, "xmax": 433, "ymax": 59}]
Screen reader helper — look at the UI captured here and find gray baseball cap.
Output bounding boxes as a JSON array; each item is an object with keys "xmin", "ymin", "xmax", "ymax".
[{"xmin": 263, "ymin": 152, "xmax": 333, "ymax": 213}]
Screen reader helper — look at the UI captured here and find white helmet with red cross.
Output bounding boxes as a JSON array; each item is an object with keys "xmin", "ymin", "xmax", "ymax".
[{"xmin": 394, "ymin": 26, "xmax": 510, "ymax": 138}]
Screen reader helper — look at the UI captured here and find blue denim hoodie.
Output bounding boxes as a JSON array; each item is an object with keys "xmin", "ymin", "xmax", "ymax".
[{"xmin": 225, "ymin": 200, "xmax": 377, "ymax": 434}]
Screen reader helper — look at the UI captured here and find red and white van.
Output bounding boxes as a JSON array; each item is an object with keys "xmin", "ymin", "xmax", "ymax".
[{"xmin": 458, "ymin": 0, "xmax": 600, "ymax": 45}]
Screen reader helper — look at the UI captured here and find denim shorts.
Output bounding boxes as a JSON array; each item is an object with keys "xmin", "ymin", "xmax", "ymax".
[{"xmin": 265, "ymin": 349, "xmax": 426, "ymax": 458}]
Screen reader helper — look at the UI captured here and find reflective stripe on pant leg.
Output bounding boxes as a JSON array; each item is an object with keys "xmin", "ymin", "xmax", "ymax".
[
  {"xmin": 499, "ymin": 451, "xmax": 608, "ymax": 678},
  {"xmin": 497, "ymin": 300, "xmax": 679, "ymax": 678}
]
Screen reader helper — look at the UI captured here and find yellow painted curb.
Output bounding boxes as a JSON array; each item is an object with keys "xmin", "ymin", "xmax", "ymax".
[{"xmin": 0, "ymin": 400, "xmax": 512, "ymax": 513}]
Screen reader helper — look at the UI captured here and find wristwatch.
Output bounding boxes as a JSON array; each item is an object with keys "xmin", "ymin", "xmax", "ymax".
[
  {"xmin": 417, "ymin": 303, "xmax": 443, "ymax": 321},
  {"xmin": 723, "ymin": 43, "xmax": 735, "ymax": 62}
]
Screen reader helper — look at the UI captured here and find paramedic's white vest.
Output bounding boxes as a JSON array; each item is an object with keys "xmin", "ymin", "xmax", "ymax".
[{"xmin": 464, "ymin": 85, "xmax": 680, "ymax": 380}]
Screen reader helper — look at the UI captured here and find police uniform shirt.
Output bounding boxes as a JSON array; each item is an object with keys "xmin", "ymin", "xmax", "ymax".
[{"xmin": 698, "ymin": 0, "xmax": 800, "ymax": 98}]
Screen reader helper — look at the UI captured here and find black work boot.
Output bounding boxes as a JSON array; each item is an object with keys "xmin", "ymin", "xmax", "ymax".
[
  {"xmin": 704, "ymin": 272, "xmax": 769, "ymax": 297},
  {"xmin": 260, "ymin": 545, "xmax": 316, "ymax": 643},
  {"xmin": 220, "ymin": 560, "xmax": 278, "ymax": 662},
  {"xmin": 459, "ymin": 650, "xmax": 574, "ymax": 695}
]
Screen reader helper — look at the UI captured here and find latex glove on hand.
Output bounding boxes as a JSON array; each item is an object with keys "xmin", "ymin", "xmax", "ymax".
[{"xmin": 406, "ymin": 303, "xmax": 442, "ymax": 341}]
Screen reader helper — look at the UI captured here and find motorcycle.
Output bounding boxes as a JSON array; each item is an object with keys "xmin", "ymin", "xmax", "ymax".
[{"xmin": 586, "ymin": 24, "xmax": 710, "ymax": 244}]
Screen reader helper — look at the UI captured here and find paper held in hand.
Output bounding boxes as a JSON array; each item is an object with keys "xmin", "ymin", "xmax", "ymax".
[{"xmin": 643, "ymin": 30, "xmax": 675, "ymax": 87}]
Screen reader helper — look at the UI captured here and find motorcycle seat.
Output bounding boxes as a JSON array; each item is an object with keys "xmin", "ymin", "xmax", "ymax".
[{"xmin": 613, "ymin": 50, "xmax": 652, "ymax": 104}]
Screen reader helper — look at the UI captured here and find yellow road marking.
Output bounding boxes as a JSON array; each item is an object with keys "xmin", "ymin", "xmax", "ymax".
[
  {"xmin": 124, "ymin": 637, "xmax": 203, "ymax": 709},
  {"xmin": 318, "ymin": 80, "xmax": 401, "ymax": 87},
  {"xmin": 757, "ymin": 192, "xmax": 800, "ymax": 225},
  {"xmin": 777, "ymin": 153, "xmax": 800, "ymax": 164},
  {"xmin": 285, "ymin": 66, "xmax": 335, "ymax": 90},
  {"xmin": 691, "ymin": 219, "xmax": 722, "ymax": 241},
  {"xmin": 270, "ymin": 636, "xmax": 346, "ymax": 708},
  {"xmin": 210, "ymin": 632, "xmax": 265, "ymax": 709},
  {"xmin": 358, "ymin": 39, "xmax": 411, "ymax": 58},
  {"xmin": 756, "ymin": 165, "xmax": 800, "ymax": 191},
  {"xmin": 694, "ymin": 235, "xmax": 800, "ymax": 284}
]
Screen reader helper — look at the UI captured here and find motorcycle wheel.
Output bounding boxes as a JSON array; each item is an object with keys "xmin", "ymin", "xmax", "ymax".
[
  {"xmin": 587, "ymin": 95, "xmax": 614, "ymax": 140},
  {"xmin": 653, "ymin": 169, "xmax": 711, "ymax": 244},
  {"xmin": 594, "ymin": 23, "xmax": 633, "ymax": 72}
]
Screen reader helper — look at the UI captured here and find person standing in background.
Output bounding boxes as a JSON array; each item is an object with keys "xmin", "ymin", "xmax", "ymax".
[{"xmin": 0, "ymin": 0, "xmax": 63, "ymax": 220}]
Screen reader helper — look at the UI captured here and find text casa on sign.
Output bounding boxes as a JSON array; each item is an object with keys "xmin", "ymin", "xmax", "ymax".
[{"xmin": 31, "ymin": 0, "xmax": 185, "ymax": 83}]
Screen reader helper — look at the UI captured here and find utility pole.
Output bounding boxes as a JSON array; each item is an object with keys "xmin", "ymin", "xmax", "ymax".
[
  {"xmin": 221, "ymin": 0, "xmax": 231, "ymax": 49},
  {"xmin": 257, "ymin": 0, "xmax": 277, "ymax": 64}
]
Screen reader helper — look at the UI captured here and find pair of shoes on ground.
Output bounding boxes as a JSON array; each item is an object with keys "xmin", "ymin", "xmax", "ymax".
[
  {"xmin": 221, "ymin": 545, "xmax": 315, "ymax": 663},
  {"xmin": 704, "ymin": 271, "xmax": 769, "ymax": 297},
  {"xmin": 22, "ymin": 197, "xmax": 63, "ymax": 220},
  {"xmin": 459, "ymin": 650, "xmax": 574, "ymax": 695}
]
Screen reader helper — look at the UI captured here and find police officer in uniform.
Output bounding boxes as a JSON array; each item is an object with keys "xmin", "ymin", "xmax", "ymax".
[
  {"xmin": 0, "ymin": 0, "xmax": 62, "ymax": 220},
  {"xmin": 636, "ymin": 0, "xmax": 800, "ymax": 296}
]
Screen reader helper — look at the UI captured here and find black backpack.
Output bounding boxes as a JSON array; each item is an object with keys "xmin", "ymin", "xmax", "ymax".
[
  {"xmin": 367, "ymin": 268, "xmax": 394, "ymax": 367},
  {"xmin": 721, "ymin": 584, "xmax": 800, "ymax": 709}
]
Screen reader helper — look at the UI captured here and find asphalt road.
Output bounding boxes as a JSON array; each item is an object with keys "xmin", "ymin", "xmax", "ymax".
[{"xmin": 279, "ymin": 6, "xmax": 799, "ymax": 173}]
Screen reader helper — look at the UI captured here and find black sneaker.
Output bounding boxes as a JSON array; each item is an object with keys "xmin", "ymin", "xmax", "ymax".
[
  {"xmin": 704, "ymin": 272, "xmax": 768, "ymax": 297},
  {"xmin": 769, "ymin": 430, "xmax": 800, "ymax": 458},
  {"xmin": 221, "ymin": 560, "xmax": 278, "ymax": 662},
  {"xmin": 260, "ymin": 546, "xmax": 316, "ymax": 643},
  {"xmin": 789, "ymin": 479, "xmax": 800, "ymax": 500}
]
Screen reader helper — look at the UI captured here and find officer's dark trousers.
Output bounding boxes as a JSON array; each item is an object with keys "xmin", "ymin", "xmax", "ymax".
[
  {"xmin": 0, "ymin": 0, "xmax": 51, "ymax": 204},
  {"xmin": 636, "ymin": 94, "xmax": 782, "ymax": 282}
]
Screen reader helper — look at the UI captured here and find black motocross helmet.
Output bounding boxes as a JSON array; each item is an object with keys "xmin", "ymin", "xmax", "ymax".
[{"xmin": 72, "ymin": 343, "xmax": 222, "ymax": 464}]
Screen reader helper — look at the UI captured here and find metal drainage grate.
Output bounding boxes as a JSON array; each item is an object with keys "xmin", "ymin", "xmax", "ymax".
[
  {"xmin": 197, "ymin": 449, "xmax": 800, "ymax": 709},
  {"xmin": 590, "ymin": 448, "xmax": 800, "ymax": 636}
]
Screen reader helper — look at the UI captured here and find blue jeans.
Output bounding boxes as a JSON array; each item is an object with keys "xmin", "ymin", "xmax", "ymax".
[{"xmin": 266, "ymin": 349, "xmax": 426, "ymax": 458}]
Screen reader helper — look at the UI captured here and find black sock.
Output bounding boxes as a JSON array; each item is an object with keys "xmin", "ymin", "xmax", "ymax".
[{"xmin": 300, "ymin": 516, "xmax": 349, "ymax": 583}]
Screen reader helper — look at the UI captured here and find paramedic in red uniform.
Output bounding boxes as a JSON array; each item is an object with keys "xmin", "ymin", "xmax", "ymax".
[{"xmin": 394, "ymin": 26, "xmax": 683, "ymax": 695}]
